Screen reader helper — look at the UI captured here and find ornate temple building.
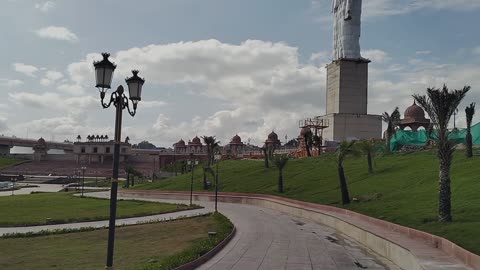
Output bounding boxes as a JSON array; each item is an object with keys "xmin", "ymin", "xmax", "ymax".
[
  {"xmin": 265, "ymin": 131, "xmax": 281, "ymax": 147},
  {"xmin": 173, "ymin": 136, "xmax": 205, "ymax": 154},
  {"xmin": 225, "ymin": 134, "xmax": 245, "ymax": 157},
  {"xmin": 398, "ymin": 101, "xmax": 430, "ymax": 131}
]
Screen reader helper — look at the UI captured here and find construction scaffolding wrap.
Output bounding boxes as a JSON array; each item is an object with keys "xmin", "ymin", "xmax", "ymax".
[{"xmin": 390, "ymin": 122, "xmax": 480, "ymax": 151}]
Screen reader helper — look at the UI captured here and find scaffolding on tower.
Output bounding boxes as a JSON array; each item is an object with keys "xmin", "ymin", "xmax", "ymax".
[{"xmin": 299, "ymin": 117, "xmax": 329, "ymax": 139}]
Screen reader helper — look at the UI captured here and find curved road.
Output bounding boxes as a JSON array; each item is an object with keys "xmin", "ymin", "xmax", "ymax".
[{"xmin": 113, "ymin": 193, "xmax": 400, "ymax": 270}]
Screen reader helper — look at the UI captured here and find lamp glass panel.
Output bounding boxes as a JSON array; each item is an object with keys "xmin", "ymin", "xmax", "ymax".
[
  {"xmin": 104, "ymin": 68, "xmax": 114, "ymax": 87},
  {"xmin": 128, "ymin": 82, "xmax": 141, "ymax": 100},
  {"xmin": 95, "ymin": 67, "xmax": 105, "ymax": 87}
]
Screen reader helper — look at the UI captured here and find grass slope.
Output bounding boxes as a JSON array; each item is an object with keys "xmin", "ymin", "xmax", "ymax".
[
  {"xmin": 0, "ymin": 214, "xmax": 233, "ymax": 270},
  {"xmin": 0, "ymin": 157, "xmax": 25, "ymax": 170},
  {"xmin": 0, "ymin": 192, "xmax": 195, "ymax": 226},
  {"xmin": 135, "ymin": 150, "xmax": 480, "ymax": 254}
]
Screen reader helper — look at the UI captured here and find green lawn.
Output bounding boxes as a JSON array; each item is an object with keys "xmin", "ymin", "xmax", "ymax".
[
  {"xmin": 134, "ymin": 150, "xmax": 480, "ymax": 254},
  {"xmin": 0, "ymin": 213, "xmax": 233, "ymax": 270},
  {"xmin": 0, "ymin": 157, "xmax": 25, "ymax": 169},
  {"xmin": 0, "ymin": 192, "xmax": 196, "ymax": 226}
]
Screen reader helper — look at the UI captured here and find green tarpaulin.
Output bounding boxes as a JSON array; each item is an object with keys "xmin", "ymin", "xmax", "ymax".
[{"xmin": 390, "ymin": 122, "xmax": 480, "ymax": 151}]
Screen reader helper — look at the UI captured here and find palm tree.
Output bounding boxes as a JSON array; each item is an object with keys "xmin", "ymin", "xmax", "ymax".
[
  {"xmin": 124, "ymin": 165, "xmax": 141, "ymax": 187},
  {"xmin": 313, "ymin": 134, "xmax": 322, "ymax": 156},
  {"xmin": 336, "ymin": 141, "xmax": 360, "ymax": 205},
  {"xmin": 465, "ymin": 103, "xmax": 476, "ymax": 158},
  {"xmin": 382, "ymin": 108, "xmax": 400, "ymax": 154},
  {"xmin": 271, "ymin": 154, "xmax": 289, "ymax": 193},
  {"xmin": 425, "ymin": 123, "xmax": 434, "ymax": 146},
  {"xmin": 413, "ymin": 85, "xmax": 470, "ymax": 222},
  {"xmin": 202, "ymin": 136, "xmax": 219, "ymax": 189},
  {"xmin": 202, "ymin": 136, "xmax": 218, "ymax": 167},
  {"xmin": 303, "ymin": 129, "xmax": 313, "ymax": 157},
  {"xmin": 358, "ymin": 140, "xmax": 375, "ymax": 174},
  {"xmin": 261, "ymin": 144, "xmax": 269, "ymax": 168}
]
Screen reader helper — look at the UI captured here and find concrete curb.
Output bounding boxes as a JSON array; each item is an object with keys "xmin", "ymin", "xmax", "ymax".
[
  {"xmin": 174, "ymin": 226, "xmax": 237, "ymax": 270},
  {"xmin": 121, "ymin": 190, "xmax": 479, "ymax": 270}
]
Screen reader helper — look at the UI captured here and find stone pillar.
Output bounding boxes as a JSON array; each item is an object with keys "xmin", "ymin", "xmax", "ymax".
[
  {"xmin": 33, "ymin": 147, "xmax": 48, "ymax": 161},
  {"xmin": 326, "ymin": 59, "xmax": 370, "ymax": 115}
]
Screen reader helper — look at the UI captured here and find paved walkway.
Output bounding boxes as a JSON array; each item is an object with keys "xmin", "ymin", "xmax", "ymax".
[
  {"xmin": 97, "ymin": 192, "xmax": 400, "ymax": 270},
  {"xmin": 0, "ymin": 183, "xmax": 64, "ymax": 197}
]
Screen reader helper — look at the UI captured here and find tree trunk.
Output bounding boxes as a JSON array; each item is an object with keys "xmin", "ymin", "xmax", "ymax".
[
  {"xmin": 203, "ymin": 169, "xmax": 208, "ymax": 190},
  {"xmin": 263, "ymin": 148, "xmax": 269, "ymax": 168},
  {"xmin": 305, "ymin": 144, "xmax": 311, "ymax": 157},
  {"xmin": 126, "ymin": 173, "xmax": 130, "ymax": 188},
  {"xmin": 207, "ymin": 147, "xmax": 211, "ymax": 167},
  {"xmin": 338, "ymin": 163, "xmax": 351, "ymax": 205},
  {"xmin": 466, "ymin": 131, "xmax": 473, "ymax": 158},
  {"xmin": 438, "ymin": 142, "xmax": 452, "ymax": 222},
  {"xmin": 367, "ymin": 151, "xmax": 373, "ymax": 174},
  {"xmin": 385, "ymin": 133, "xmax": 391, "ymax": 154},
  {"xmin": 131, "ymin": 176, "xmax": 135, "ymax": 187},
  {"xmin": 278, "ymin": 169, "xmax": 284, "ymax": 193}
]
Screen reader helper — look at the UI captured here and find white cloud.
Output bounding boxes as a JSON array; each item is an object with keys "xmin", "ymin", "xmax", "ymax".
[
  {"xmin": 35, "ymin": 26, "xmax": 78, "ymax": 42},
  {"xmin": 57, "ymin": 84, "xmax": 85, "ymax": 96},
  {"xmin": 40, "ymin": 70, "xmax": 63, "ymax": 86},
  {"xmin": 35, "ymin": 1, "xmax": 55, "ymax": 12},
  {"xmin": 8, "ymin": 92, "xmax": 97, "ymax": 116},
  {"xmin": 416, "ymin": 50, "xmax": 432, "ymax": 55},
  {"xmin": 141, "ymin": 100, "xmax": 167, "ymax": 108},
  {"xmin": 13, "ymin": 63, "xmax": 38, "ymax": 77},
  {"xmin": 0, "ymin": 117, "xmax": 7, "ymax": 132},
  {"xmin": 15, "ymin": 116, "xmax": 81, "ymax": 137},
  {"xmin": 0, "ymin": 79, "xmax": 23, "ymax": 87},
  {"xmin": 362, "ymin": 49, "xmax": 390, "ymax": 63},
  {"xmin": 19, "ymin": 39, "xmax": 480, "ymax": 146},
  {"xmin": 63, "ymin": 39, "xmax": 325, "ymax": 145}
]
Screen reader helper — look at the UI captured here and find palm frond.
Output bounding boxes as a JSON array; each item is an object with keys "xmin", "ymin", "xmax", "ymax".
[
  {"xmin": 465, "ymin": 102, "xmax": 476, "ymax": 128},
  {"xmin": 271, "ymin": 154, "xmax": 289, "ymax": 170}
]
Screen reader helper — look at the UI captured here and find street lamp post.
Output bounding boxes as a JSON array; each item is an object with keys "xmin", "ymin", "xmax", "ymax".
[
  {"xmin": 214, "ymin": 153, "xmax": 222, "ymax": 212},
  {"xmin": 173, "ymin": 147, "xmax": 177, "ymax": 176},
  {"xmin": 81, "ymin": 166, "xmax": 86, "ymax": 197},
  {"xmin": 93, "ymin": 52, "xmax": 145, "ymax": 269},
  {"xmin": 187, "ymin": 152, "xmax": 199, "ymax": 206}
]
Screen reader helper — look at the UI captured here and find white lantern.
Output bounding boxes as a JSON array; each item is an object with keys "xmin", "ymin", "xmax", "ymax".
[
  {"xmin": 93, "ymin": 53, "xmax": 116, "ymax": 91},
  {"xmin": 126, "ymin": 70, "xmax": 145, "ymax": 105}
]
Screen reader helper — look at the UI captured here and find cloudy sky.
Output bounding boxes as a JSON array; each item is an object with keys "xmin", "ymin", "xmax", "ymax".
[{"xmin": 1, "ymin": 0, "xmax": 480, "ymax": 147}]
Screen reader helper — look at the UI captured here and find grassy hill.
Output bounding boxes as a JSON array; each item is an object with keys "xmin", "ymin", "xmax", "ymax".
[
  {"xmin": 0, "ymin": 158, "xmax": 25, "ymax": 170},
  {"xmin": 134, "ymin": 150, "xmax": 480, "ymax": 254}
]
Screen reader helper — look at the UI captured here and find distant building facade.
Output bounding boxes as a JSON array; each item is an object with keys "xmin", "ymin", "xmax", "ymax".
[{"xmin": 73, "ymin": 135, "xmax": 131, "ymax": 164}]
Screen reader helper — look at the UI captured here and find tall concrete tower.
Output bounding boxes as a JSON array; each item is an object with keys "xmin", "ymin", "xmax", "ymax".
[{"xmin": 316, "ymin": 0, "xmax": 381, "ymax": 142}]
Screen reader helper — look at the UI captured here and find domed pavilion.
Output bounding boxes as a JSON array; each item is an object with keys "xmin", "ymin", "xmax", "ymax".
[
  {"xmin": 173, "ymin": 139, "xmax": 187, "ymax": 153},
  {"xmin": 188, "ymin": 136, "xmax": 203, "ymax": 153},
  {"xmin": 265, "ymin": 131, "xmax": 281, "ymax": 146},
  {"xmin": 398, "ymin": 101, "xmax": 430, "ymax": 132},
  {"xmin": 228, "ymin": 134, "xmax": 245, "ymax": 156}
]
